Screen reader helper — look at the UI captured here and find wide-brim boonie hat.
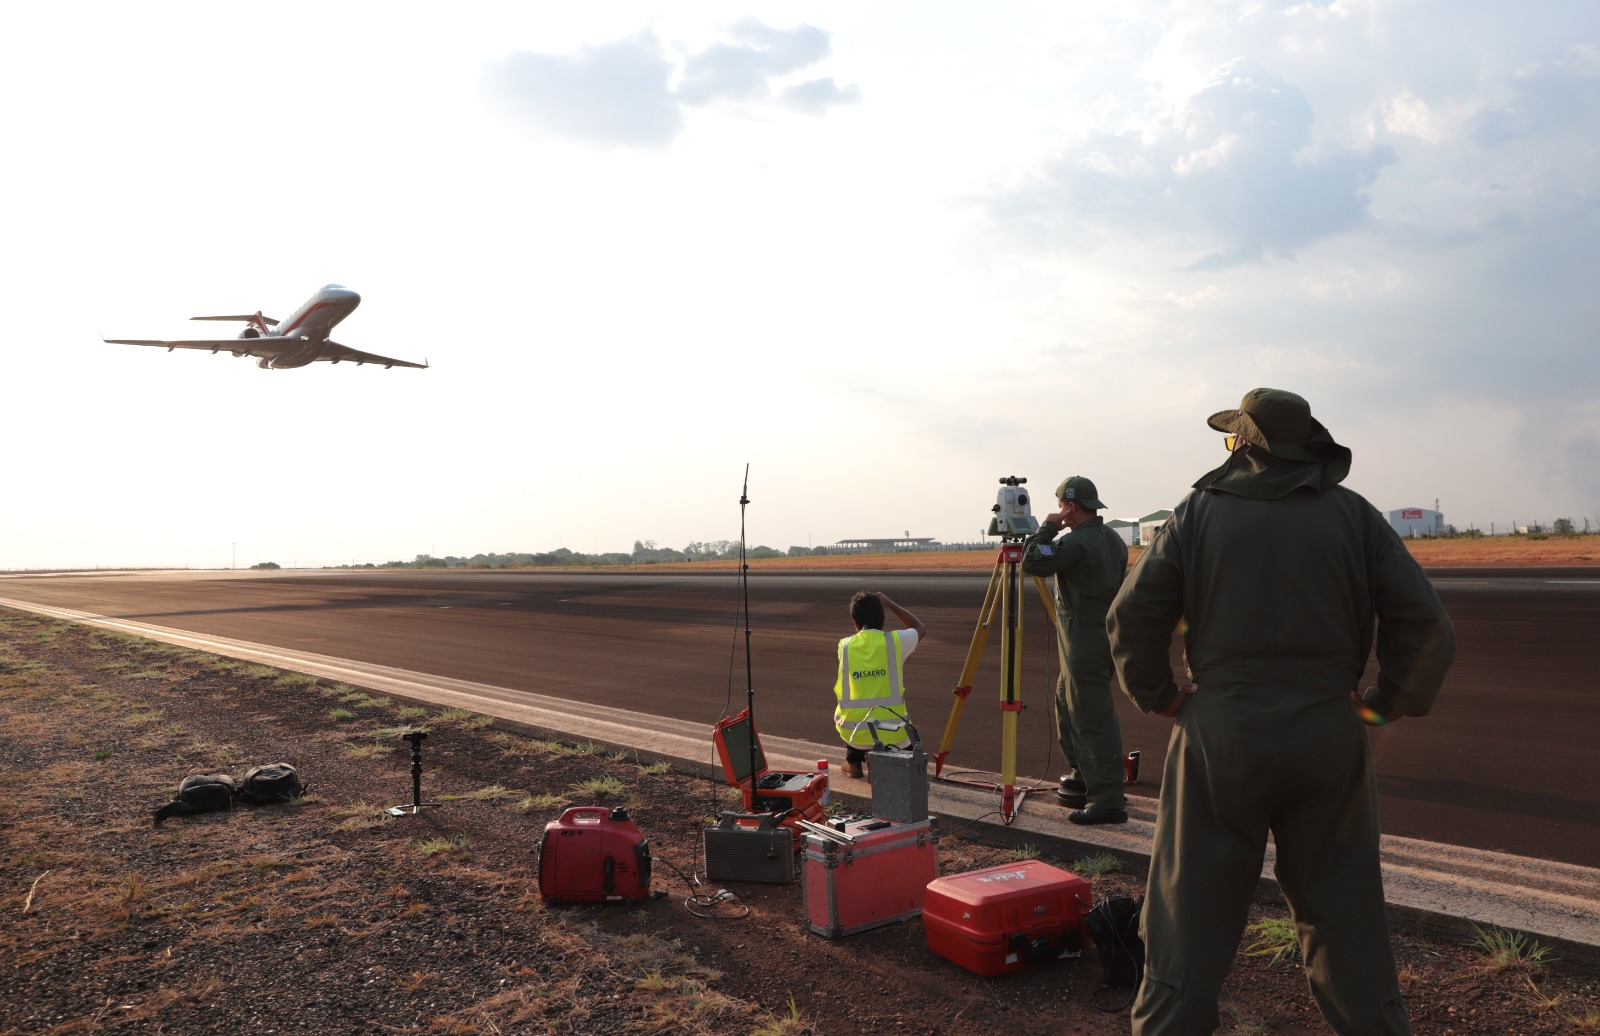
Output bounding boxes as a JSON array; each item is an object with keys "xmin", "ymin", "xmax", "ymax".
[
  {"xmin": 1055, "ymin": 476, "xmax": 1105, "ymax": 510},
  {"xmin": 1207, "ymin": 388, "xmax": 1342, "ymax": 462}
]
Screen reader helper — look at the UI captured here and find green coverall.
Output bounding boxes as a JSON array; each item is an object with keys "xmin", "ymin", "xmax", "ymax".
[
  {"xmin": 1108, "ymin": 450, "xmax": 1455, "ymax": 1035},
  {"xmin": 1022, "ymin": 514, "xmax": 1129, "ymax": 812}
]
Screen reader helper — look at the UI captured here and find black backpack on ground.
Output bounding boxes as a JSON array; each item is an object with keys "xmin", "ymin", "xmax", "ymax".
[
  {"xmin": 153, "ymin": 773, "xmax": 237, "ymax": 825},
  {"xmin": 1084, "ymin": 894, "xmax": 1146, "ymax": 1008},
  {"xmin": 237, "ymin": 763, "xmax": 307, "ymax": 805}
]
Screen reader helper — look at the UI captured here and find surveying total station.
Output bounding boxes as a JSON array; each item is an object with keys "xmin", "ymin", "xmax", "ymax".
[{"xmin": 932, "ymin": 476, "xmax": 1063, "ymax": 822}]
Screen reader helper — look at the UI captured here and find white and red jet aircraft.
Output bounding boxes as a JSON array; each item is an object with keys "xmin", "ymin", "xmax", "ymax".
[{"xmin": 104, "ymin": 284, "xmax": 428, "ymax": 370}]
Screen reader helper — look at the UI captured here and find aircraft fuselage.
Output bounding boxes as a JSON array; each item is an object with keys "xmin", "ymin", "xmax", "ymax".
[{"xmin": 259, "ymin": 285, "xmax": 361, "ymax": 368}]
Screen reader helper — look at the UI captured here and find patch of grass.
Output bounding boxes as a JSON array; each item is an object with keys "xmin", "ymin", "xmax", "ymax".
[
  {"xmin": 459, "ymin": 714, "xmax": 495, "ymax": 730},
  {"xmin": 432, "ymin": 708, "xmax": 474, "ymax": 724},
  {"xmin": 517, "ymin": 792, "xmax": 566, "ymax": 811},
  {"xmin": 570, "ymin": 776, "xmax": 626, "ymax": 800},
  {"xmin": 1070, "ymin": 851, "xmax": 1123, "ymax": 878},
  {"xmin": 343, "ymin": 743, "xmax": 390, "ymax": 760},
  {"xmin": 328, "ymin": 802, "xmax": 386, "ymax": 831},
  {"xmin": 1242, "ymin": 917, "xmax": 1299, "ymax": 964},
  {"xmin": 274, "ymin": 672, "xmax": 318, "ymax": 688},
  {"xmin": 245, "ymin": 665, "xmax": 279, "ymax": 680},
  {"xmin": 396, "ymin": 706, "xmax": 429, "ymax": 719},
  {"xmin": 751, "ymin": 995, "xmax": 807, "ymax": 1036},
  {"xmin": 120, "ymin": 709, "xmax": 165, "ymax": 726},
  {"xmin": 999, "ymin": 843, "xmax": 1038, "ymax": 862},
  {"xmin": 413, "ymin": 836, "xmax": 470, "ymax": 857},
  {"xmin": 441, "ymin": 784, "xmax": 520, "ymax": 803},
  {"xmin": 638, "ymin": 760, "xmax": 673, "ymax": 776},
  {"xmin": 1565, "ymin": 1007, "xmax": 1600, "ymax": 1032},
  {"xmin": 328, "ymin": 708, "xmax": 357, "ymax": 722},
  {"xmin": 1467, "ymin": 922, "xmax": 1552, "ymax": 972},
  {"xmin": 337, "ymin": 690, "xmax": 389, "ymax": 709}
]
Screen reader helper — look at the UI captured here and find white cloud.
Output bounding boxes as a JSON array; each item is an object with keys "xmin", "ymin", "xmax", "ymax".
[
  {"xmin": 484, "ymin": 32, "xmax": 682, "ymax": 149},
  {"xmin": 484, "ymin": 19, "xmax": 859, "ymax": 149}
]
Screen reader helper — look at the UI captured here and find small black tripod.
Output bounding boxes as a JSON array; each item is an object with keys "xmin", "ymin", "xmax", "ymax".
[{"xmin": 386, "ymin": 730, "xmax": 442, "ymax": 817}]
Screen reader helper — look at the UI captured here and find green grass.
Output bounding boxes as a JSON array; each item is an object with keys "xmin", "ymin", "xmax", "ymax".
[
  {"xmin": 1468, "ymin": 922, "xmax": 1553, "ymax": 972},
  {"xmin": 1070, "ymin": 851, "xmax": 1122, "ymax": 878},
  {"xmin": 413, "ymin": 836, "xmax": 470, "ymax": 857},
  {"xmin": 751, "ymin": 995, "xmax": 806, "ymax": 1036},
  {"xmin": 1242, "ymin": 917, "xmax": 1299, "ymax": 964},
  {"xmin": 570, "ymin": 776, "xmax": 627, "ymax": 800},
  {"xmin": 328, "ymin": 708, "xmax": 357, "ymax": 722}
]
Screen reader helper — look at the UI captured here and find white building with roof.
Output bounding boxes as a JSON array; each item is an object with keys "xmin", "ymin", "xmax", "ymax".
[{"xmin": 1387, "ymin": 507, "xmax": 1445, "ymax": 538}]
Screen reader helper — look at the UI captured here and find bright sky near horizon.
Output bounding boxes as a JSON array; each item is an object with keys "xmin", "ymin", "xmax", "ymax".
[{"xmin": 4, "ymin": 2, "xmax": 1597, "ymax": 569}]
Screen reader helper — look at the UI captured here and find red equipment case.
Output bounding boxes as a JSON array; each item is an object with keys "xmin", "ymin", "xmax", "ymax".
[
  {"xmin": 922, "ymin": 860, "xmax": 1090, "ymax": 976},
  {"xmin": 802, "ymin": 816, "xmax": 938, "ymax": 938},
  {"xmin": 537, "ymin": 806, "xmax": 652, "ymax": 903},
  {"xmin": 712, "ymin": 709, "xmax": 827, "ymax": 832}
]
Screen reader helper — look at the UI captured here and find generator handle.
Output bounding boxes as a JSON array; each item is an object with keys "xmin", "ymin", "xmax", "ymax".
[{"xmin": 558, "ymin": 806, "xmax": 612, "ymax": 826}]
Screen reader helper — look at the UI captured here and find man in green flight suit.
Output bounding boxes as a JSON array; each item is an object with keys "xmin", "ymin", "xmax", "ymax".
[
  {"xmin": 1022, "ymin": 475, "xmax": 1130, "ymax": 825},
  {"xmin": 1108, "ymin": 389, "xmax": 1456, "ymax": 1034}
]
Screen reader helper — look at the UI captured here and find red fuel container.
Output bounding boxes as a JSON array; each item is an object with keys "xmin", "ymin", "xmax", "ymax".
[
  {"xmin": 538, "ymin": 806, "xmax": 652, "ymax": 903},
  {"xmin": 922, "ymin": 860, "xmax": 1090, "ymax": 976}
]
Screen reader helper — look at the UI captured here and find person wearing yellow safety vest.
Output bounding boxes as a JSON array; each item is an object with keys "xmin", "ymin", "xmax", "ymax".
[{"xmin": 833, "ymin": 591, "xmax": 928, "ymax": 779}]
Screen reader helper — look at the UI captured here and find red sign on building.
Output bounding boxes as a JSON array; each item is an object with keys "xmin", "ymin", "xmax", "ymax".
[{"xmin": 1402, "ymin": 509, "xmax": 1423, "ymax": 519}]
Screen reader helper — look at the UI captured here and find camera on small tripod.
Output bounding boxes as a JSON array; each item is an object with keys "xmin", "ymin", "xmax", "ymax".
[{"xmin": 988, "ymin": 476, "xmax": 1039, "ymax": 540}]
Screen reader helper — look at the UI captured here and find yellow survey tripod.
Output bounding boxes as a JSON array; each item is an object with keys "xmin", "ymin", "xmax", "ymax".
[{"xmin": 932, "ymin": 481, "xmax": 1061, "ymax": 823}]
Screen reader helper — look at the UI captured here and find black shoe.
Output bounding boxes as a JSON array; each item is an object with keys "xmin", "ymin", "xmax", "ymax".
[
  {"xmin": 1067, "ymin": 807, "xmax": 1128, "ymax": 826},
  {"xmin": 1058, "ymin": 774, "xmax": 1087, "ymax": 795}
]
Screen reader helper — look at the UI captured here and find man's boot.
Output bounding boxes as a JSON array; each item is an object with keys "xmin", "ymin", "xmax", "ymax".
[
  {"xmin": 841, "ymin": 759, "xmax": 864, "ymax": 779},
  {"xmin": 1056, "ymin": 773, "xmax": 1087, "ymax": 808}
]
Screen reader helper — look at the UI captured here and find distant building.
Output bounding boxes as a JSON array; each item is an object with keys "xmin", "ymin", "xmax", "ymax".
[
  {"xmin": 833, "ymin": 536, "xmax": 939, "ymax": 552},
  {"xmin": 1387, "ymin": 508, "xmax": 1445, "ymax": 538},
  {"xmin": 1105, "ymin": 519, "xmax": 1137, "ymax": 548},
  {"xmin": 1137, "ymin": 510, "xmax": 1173, "ymax": 546}
]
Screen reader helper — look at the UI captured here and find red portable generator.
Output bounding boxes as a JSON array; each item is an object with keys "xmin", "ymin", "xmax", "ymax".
[{"xmin": 538, "ymin": 806, "xmax": 652, "ymax": 903}]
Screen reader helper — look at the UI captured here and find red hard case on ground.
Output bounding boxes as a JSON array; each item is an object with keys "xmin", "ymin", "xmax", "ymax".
[
  {"xmin": 802, "ymin": 817, "xmax": 938, "ymax": 938},
  {"xmin": 922, "ymin": 860, "xmax": 1090, "ymax": 975},
  {"xmin": 712, "ymin": 709, "xmax": 826, "ymax": 832}
]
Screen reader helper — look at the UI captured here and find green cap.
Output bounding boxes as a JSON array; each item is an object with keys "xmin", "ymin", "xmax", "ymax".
[
  {"xmin": 1206, "ymin": 387, "xmax": 1342, "ymax": 462},
  {"xmin": 1055, "ymin": 476, "xmax": 1104, "ymax": 510}
]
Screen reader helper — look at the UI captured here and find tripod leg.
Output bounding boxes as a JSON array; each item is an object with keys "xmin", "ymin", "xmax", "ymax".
[
  {"xmin": 999, "ymin": 552, "xmax": 1024, "ymax": 818},
  {"xmin": 933, "ymin": 555, "xmax": 1004, "ymax": 775}
]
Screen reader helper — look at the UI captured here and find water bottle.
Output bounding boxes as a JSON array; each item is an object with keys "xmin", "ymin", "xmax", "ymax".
[{"xmin": 817, "ymin": 759, "xmax": 830, "ymax": 805}]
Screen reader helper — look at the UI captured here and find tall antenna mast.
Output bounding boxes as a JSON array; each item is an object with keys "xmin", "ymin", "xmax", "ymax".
[{"xmin": 739, "ymin": 464, "xmax": 758, "ymax": 797}]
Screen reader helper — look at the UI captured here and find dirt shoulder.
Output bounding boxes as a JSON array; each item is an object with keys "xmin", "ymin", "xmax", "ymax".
[{"xmin": 3, "ymin": 610, "xmax": 1597, "ymax": 1035}]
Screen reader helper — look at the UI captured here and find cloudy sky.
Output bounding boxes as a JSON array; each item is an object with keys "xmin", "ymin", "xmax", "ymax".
[{"xmin": 3, "ymin": 1, "xmax": 1596, "ymax": 569}]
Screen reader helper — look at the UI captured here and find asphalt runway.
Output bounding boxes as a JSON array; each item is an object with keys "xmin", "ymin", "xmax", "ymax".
[{"xmin": 3, "ymin": 566, "xmax": 1597, "ymax": 868}]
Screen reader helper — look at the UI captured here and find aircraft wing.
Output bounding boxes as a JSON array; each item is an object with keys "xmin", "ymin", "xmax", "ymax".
[
  {"xmin": 102, "ymin": 336, "xmax": 300, "ymax": 359},
  {"xmin": 320, "ymin": 339, "xmax": 430, "ymax": 369}
]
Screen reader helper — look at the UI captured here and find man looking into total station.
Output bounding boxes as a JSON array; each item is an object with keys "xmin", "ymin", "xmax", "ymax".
[
  {"xmin": 1021, "ymin": 476, "xmax": 1130, "ymax": 825},
  {"xmin": 1108, "ymin": 388, "xmax": 1455, "ymax": 1034},
  {"xmin": 833, "ymin": 591, "xmax": 927, "ymax": 779}
]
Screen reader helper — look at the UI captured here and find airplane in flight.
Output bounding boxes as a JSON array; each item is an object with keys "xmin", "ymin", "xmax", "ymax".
[{"xmin": 103, "ymin": 284, "xmax": 428, "ymax": 369}]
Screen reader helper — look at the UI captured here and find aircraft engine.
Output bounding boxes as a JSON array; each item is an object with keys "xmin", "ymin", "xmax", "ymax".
[{"xmin": 237, "ymin": 326, "xmax": 263, "ymax": 339}]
